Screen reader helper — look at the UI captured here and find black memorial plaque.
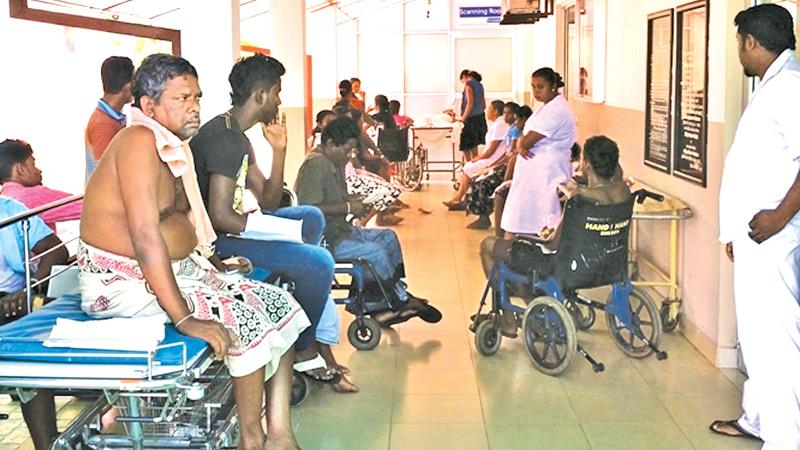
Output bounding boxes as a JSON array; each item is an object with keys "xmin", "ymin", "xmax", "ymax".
[
  {"xmin": 644, "ymin": 10, "xmax": 674, "ymax": 172},
  {"xmin": 673, "ymin": 1, "xmax": 708, "ymax": 186}
]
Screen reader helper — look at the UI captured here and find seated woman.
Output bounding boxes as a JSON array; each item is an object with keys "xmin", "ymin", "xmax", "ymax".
[
  {"xmin": 463, "ymin": 102, "xmax": 527, "ymax": 230},
  {"xmin": 389, "ymin": 100, "xmax": 414, "ymax": 127},
  {"xmin": 479, "ymin": 135, "xmax": 630, "ymax": 336},
  {"xmin": 335, "ymin": 108, "xmax": 404, "ymax": 226},
  {"xmin": 371, "ymin": 95, "xmax": 397, "ymax": 129},
  {"xmin": 307, "ymin": 109, "xmax": 334, "ymax": 154},
  {"xmin": 443, "ymin": 100, "xmax": 513, "ymax": 215}
]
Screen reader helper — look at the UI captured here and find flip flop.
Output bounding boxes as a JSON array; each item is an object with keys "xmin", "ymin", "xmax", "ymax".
[
  {"xmin": 293, "ymin": 354, "xmax": 342, "ymax": 384},
  {"xmin": 417, "ymin": 304, "xmax": 442, "ymax": 323},
  {"xmin": 709, "ymin": 420, "xmax": 760, "ymax": 440}
]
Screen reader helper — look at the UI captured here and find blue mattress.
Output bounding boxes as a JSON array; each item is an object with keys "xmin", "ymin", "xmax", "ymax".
[{"xmin": 0, "ymin": 295, "xmax": 207, "ymax": 366}]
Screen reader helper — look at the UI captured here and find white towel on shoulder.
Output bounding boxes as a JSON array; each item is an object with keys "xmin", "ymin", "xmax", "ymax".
[{"xmin": 44, "ymin": 315, "xmax": 166, "ymax": 352}]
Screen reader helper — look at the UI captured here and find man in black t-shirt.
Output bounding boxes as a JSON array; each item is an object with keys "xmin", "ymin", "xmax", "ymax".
[
  {"xmin": 296, "ymin": 117, "xmax": 442, "ymax": 328},
  {"xmin": 189, "ymin": 54, "xmax": 337, "ymax": 383}
]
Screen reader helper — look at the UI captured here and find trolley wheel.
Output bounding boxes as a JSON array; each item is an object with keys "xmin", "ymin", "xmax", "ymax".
[
  {"xmin": 659, "ymin": 303, "xmax": 680, "ymax": 333},
  {"xmin": 522, "ymin": 296, "xmax": 577, "ymax": 376},
  {"xmin": 290, "ymin": 372, "xmax": 309, "ymax": 407},
  {"xmin": 606, "ymin": 288, "xmax": 663, "ymax": 358},
  {"xmin": 565, "ymin": 299, "xmax": 596, "ymax": 331},
  {"xmin": 347, "ymin": 317, "xmax": 382, "ymax": 350},
  {"xmin": 474, "ymin": 319, "xmax": 502, "ymax": 356}
]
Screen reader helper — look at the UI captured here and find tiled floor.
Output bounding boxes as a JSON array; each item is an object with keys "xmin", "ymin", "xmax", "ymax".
[{"xmin": 3, "ymin": 184, "xmax": 756, "ymax": 450}]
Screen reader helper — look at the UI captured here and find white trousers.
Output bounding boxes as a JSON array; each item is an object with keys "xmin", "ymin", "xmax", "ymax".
[{"xmin": 733, "ymin": 233, "xmax": 800, "ymax": 450}]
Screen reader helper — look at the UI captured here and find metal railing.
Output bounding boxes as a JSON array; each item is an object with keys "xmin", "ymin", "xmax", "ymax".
[{"xmin": 0, "ymin": 194, "xmax": 83, "ymax": 315}]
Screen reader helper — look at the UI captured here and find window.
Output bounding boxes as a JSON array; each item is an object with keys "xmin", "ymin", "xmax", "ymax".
[
  {"xmin": 565, "ymin": 6, "xmax": 576, "ymax": 99},
  {"xmin": 562, "ymin": 0, "xmax": 605, "ymax": 102}
]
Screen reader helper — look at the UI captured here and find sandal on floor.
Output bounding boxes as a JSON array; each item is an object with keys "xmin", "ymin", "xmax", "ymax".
[
  {"xmin": 709, "ymin": 420, "xmax": 760, "ymax": 440},
  {"xmin": 294, "ymin": 354, "xmax": 342, "ymax": 384},
  {"xmin": 417, "ymin": 303, "xmax": 442, "ymax": 323}
]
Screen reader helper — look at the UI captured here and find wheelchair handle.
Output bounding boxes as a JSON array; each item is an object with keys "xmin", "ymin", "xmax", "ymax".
[{"xmin": 632, "ymin": 189, "xmax": 665, "ymax": 204}]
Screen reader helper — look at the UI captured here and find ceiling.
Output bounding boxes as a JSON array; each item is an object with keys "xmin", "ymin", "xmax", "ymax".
[{"xmin": 27, "ymin": 0, "xmax": 424, "ymax": 26}]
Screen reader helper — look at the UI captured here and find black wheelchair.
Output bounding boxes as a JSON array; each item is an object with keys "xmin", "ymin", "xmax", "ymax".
[{"xmin": 471, "ymin": 189, "xmax": 669, "ymax": 376}]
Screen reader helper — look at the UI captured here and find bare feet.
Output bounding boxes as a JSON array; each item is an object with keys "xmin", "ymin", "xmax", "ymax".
[
  {"xmin": 317, "ymin": 344, "xmax": 350, "ymax": 374},
  {"xmin": 239, "ymin": 431, "xmax": 266, "ymax": 450},
  {"xmin": 264, "ymin": 431, "xmax": 301, "ymax": 450},
  {"xmin": 294, "ymin": 348, "xmax": 337, "ymax": 382}
]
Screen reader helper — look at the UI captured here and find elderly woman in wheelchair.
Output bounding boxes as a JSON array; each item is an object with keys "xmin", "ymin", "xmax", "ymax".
[{"xmin": 472, "ymin": 136, "xmax": 668, "ymax": 376}]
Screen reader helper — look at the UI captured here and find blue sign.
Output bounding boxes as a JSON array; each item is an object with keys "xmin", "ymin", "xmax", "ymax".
[{"xmin": 459, "ymin": 6, "xmax": 502, "ymax": 18}]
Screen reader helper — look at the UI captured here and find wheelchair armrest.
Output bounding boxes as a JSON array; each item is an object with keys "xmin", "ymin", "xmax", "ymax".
[{"xmin": 632, "ymin": 189, "xmax": 664, "ymax": 204}]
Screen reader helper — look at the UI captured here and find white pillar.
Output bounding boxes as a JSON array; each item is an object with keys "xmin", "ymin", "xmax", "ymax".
[
  {"xmin": 308, "ymin": 5, "xmax": 338, "ymax": 111},
  {"xmin": 179, "ymin": 0, "xmax": 240, "ymax": 122},
  {"xmin": 270, "ymin": 0, "xmax": 309, "ymax": 186}
]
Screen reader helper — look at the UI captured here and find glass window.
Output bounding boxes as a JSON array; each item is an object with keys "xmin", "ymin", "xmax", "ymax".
[
  {"xmin": 578, "ymin": 0, "xmax": 594, "ymax": 97},
  {"xmin": 405, "ymin": 34, "xmax": 449, "ymax": 93},
  {"xmin": 561, "ymin": 0, "xmax": 605, "ymax": 101},
  {"xmin": 565, "ymin": 6, "xmax": 576, "ymax": 99}
]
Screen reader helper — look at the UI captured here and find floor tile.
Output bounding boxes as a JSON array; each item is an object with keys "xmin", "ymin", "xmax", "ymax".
[
  {"xmin": 486, "ymin": 423, "xmax": 591, "ymax": 450},
  {"xmin": 392, "ymin": 394, "xmax": 484, "ymax": 424},
  {"xmin": 569, "ymin": 392, "xmax": 674, "ymax": 425},
  {"xmin": 389, "ymin": 424, "xmax": 489, "ymax": 450},
  {"xmin": 295, "ymin": 419, "xmax": 390, "ymax": 450},
  {"xmin": 582, "ymin": 423, "xmax": 693, "ymax": 450},
  {"xmin": 481, "ymin": 389, "xmax": 579, "ymax": 426}
]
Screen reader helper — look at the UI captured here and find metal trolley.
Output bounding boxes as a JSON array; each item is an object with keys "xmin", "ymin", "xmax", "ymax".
[
  {"xmin": 629, "ymin": 181, "xmax": 694, "ymax": 332},
  {"xmin": 395, "ymin": 126, "xmax": 462, "ymax": 191}
]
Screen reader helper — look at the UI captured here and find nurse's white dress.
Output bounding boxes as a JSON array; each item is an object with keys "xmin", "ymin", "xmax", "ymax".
[{"xmin": 500, "ymin": 94, "xmax": 575, "ymax": 235}]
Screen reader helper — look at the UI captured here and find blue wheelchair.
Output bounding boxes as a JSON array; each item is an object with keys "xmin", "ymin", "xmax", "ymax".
[
  {"xmin": 471, "ymin": 189, "xmax": 669, "ymax": 376},
  {"xmin": 331, "ymin": 259, "xmax": 407, "ymax": 351}
]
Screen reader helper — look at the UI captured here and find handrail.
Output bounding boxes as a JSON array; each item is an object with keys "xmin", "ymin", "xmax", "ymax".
[{"xmin": 0, "ymin": 194, "xmax": 83, "ymax": 229}]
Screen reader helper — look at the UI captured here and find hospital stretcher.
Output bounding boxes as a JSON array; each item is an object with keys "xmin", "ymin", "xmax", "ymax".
[
  {"xmin": 0, "ymin": 294, "xmax": 237, "ymax": 449},
  {"xmin": 0, "ymin": 196, "xmax": 239, "ymax": 449},
  {"xmin": 629, "ymin": 180, "xmax": 694, "ymax": 332}
]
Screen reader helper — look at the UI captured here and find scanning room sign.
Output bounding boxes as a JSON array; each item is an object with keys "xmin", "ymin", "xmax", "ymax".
[{"xmin": 459, "ymin": 6, "xmax": 502, "ymax": 23}]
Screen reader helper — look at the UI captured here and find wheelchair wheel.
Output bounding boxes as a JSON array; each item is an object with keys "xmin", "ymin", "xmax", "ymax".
[
  {"xmin": 565, "ymin": 299, "xmax": 596, "ymax": 331},
  {"xmin": 347, "ymin": 317, "xmax": 382, "ymax": 351},
  {"xmin": 474, "ymin": 319, "xmax": 502, "ymax": 356},
  {"xmin": 659, "ymin": 303, "xmax": 680, "ymax": 333},
  {"xmin": 290, "ymin": 372, "xmax": 309, "ymax": 407},
  {"xmin": 606, "ymin": 288, "xmax": 663, "ymax": 358},
  {"xmin": 522, "ymin": 296, "xmax": 577, "ymax": 376}
]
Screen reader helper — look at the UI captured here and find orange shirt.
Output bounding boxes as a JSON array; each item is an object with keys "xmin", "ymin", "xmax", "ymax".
[{"xmin": 85, "ymin": 106, "xmax": 125, "ymax": 160}]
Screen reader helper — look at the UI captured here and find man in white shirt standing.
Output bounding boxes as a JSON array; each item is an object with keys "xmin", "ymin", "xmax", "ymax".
[{"xmin": 714, "ymin": 5, "xmax": 800, "ymax": 448}]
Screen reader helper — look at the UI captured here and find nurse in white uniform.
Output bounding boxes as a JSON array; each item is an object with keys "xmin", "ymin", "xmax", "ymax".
[
  {"xmin": 714, "ymin": 5, "xmax": 800, "ymax": 449},
  {"xmin": 501, "ymin": 68, "xmax": 575, "ymax": 236}
]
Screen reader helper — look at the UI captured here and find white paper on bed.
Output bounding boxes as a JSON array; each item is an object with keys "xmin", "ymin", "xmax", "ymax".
[
  {"xmin": 233, "ymin": 213, "xmax": 303, "ymax": 244},
  {"xmin": 44, "ymin": 315, "xmax": 165, "ymax": 352}
]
